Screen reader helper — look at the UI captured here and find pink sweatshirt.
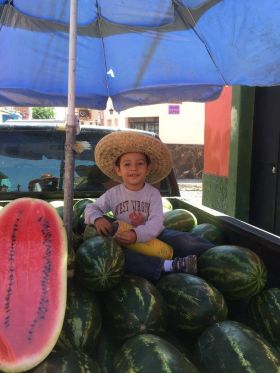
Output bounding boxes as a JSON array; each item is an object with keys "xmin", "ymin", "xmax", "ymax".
[{"xmin": 84, "ymin": 183, "xmax": 164, "ymax": 242}]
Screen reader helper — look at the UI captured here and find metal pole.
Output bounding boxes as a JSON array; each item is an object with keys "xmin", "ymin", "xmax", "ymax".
[{"xmin": 64, "ymin": 0, "xmax": 78, "ymax": 275}]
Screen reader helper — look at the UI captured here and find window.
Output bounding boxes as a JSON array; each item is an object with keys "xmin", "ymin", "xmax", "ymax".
[
  {"xmin": 0, "ymin": 130, "xmax": 111, "ymax": 194},
  {"xmin": 128, "ymin": 117, "xmax": 159, "ymax": 134}
]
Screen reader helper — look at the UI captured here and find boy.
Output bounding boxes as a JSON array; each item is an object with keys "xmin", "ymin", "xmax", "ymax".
[{"xmin": 84, "ymin": 131, "xmax": 214, "ymax": 281}]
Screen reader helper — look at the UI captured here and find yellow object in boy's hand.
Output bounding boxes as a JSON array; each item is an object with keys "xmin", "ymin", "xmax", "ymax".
[
  {"xmin": 114, "ymin": 229, "xmax": 137, "ymax": 245},
  {"xmin": 112, "ymin": 220, "xmax": 173, "ymax": 260}
]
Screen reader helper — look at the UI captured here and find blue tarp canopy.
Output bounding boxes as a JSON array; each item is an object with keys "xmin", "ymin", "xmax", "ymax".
[{"xmin": 0, "ymin": 0, "xmax": 280, "ymax": 111}]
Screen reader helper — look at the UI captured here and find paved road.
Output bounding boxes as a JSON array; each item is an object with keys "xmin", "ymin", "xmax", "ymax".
[{"xmin": 177, "ymin": 179, "xmax": 202, "ymax": 206}]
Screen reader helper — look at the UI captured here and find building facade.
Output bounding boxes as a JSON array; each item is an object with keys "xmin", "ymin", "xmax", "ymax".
[{"xmin": 79, "ymin": 100, "xmax": 206, "ymax": 179}]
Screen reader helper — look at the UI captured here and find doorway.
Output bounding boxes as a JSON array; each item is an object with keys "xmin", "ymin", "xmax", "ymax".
[{"xmin": 250, "ymin": 87, "xmax": 280, "ymax": 235}]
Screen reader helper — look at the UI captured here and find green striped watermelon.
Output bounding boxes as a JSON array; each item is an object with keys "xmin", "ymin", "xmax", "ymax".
[
  {"xmin": 0, "ymin": 198, "xmax": 67, "ymax": 372},
  {"xmin": 94, "ymin": 328, "xmax": 119, "ymax": 373},
  {"xmin": 73, "ymin": 198, "xmax": 95, "ymax": 234},
  {"xmin": 72, "ymin": 231, "xmax": 83, "ymax": 251},
  {"xmin": 75, "ymin": 236, "xmax": 124, "ymax": 292},
  {"xmin": 162, "ymin": 197, "xmax": 173, "ymax": 212},
  {"xmin": 191, "ymin": 223, "xmax": 225, "ymax": 245},
  {"xmin": 102, "ymin": 275, "xmax": 168, "ymax": 341},
  {"xmin": 248, "ymin": 288, "xmax": 280, "ymax": 351},
  {"xmin": 164, "ymin": 208, "xmax": 197, "ymax": 231},
  {"xmin": 83, "ymin": 224, "xmax": 98, "ymax": 241},
  {"xmin": 113, "ymin": 334, "xmax": 200, "ymax": 373},
  {"xmin": 49, "ymin": 200, "xmax": 64, "ymax": 219},
  {"xmin": 195, "ymin": 320, "xmax": 280, "ymax": 372},
  {"xmin": 56, "ymin": 280, "xmax": 102, "ymax": 353},
  {"xmin": 157, "ymin": 273, "xmax": 228, "ymax": 335},
  {"xmin": 161, "ymin": 329, "xmax": 194, "ymax": 362},
  {"xmin": 32, "ymin": 350, "xmax": 101, "ymax": 372},
  {"xmin": 198, "ymin": 245, "xmax": 267, "ymax": 300}
]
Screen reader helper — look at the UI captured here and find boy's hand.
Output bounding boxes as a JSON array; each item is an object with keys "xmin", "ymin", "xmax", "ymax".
[
  {"xmin": 129, "ymin": 212, "xmax": 145, "ymax": 226},
  {"xmin": 94, "ymin": 217, "xmax": 113, "ymax": 236},
  {"xmin": 115, "ymin": 230, "xmax": 137, "ymax": 245}
]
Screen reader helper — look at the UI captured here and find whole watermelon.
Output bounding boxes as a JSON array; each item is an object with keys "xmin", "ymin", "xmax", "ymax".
[
  {"xmin": 32, "ymin": 350, "xmax": 101, "ymax": 373},
  {"xmin": 72, "ymin": 231, "xmax": 83, "ymax": 251},
  {"xmin": 195, "ymin": 320, "xmax": 280, "ymax": 373},
  {"xmin": 248, "ymin": 288, "xmax": 280, "ymax": 351},
  {"xmin": 161, "ymin": 329, "xmax": 194, "ymax": 362},
  {"xmin": 157, "ymin": 273, "xmax": 228, "ymax": 335},
  {"xmin": 164, "ymin": 208, "xmax": 197, "ymax": 231},
  {"xmin": 162, "ymin": 197, "xmax": 173, "ymax": 212},
  {"xmin": 93, "ymin": 328, "xmax": 119, "ymax": 373},
  {"xmin": 83, "ymin": 224, "xmax": 98, "ymax": 241},
  {"xmin": 102, "ymin": 275, "xmax": 168, "ymax": 341},
  {"xmin": 73, "ymin": 198, "xmax": 95, "ymax": 234},
  {"xmin": 56, "ymin": 280, "xmax": 102, "ymax": 352},
  {"xmin": 198, "ymin": 245, "xmax": 267, "ymax": 300},
  {"xmin": 75, "ymin": 236, "xmax": 124, "ymax": 292},
  {"xmin": 49, "ymin": 200, "xmax": 64, "ymax": 219},
  {"xmin": 191, "ymin": 223, "xmax": 225, "ymax": 245},
  {"xmin": 114, "ymin": 334, "xmax": 200, "ymax": 373}
]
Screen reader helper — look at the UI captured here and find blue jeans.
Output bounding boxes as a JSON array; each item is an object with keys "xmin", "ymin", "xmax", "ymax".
[{"xmin": 124, "ymin": 228, "xmax": 214, "ymax": 282}]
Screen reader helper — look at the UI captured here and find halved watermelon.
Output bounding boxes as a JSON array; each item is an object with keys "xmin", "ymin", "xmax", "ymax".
[{"xmin": 0, "ymin": 198, "xmax": 67, "ymax": 372}]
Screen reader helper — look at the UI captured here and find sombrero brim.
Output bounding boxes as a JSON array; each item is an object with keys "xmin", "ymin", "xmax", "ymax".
[{"xmin": 94, "ymin": 131, "xmax": 173, "ymax": 184}]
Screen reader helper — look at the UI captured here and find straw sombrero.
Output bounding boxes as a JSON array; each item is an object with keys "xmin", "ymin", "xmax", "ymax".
[{"xmin": 94, "ymin": 131, "xmax": 173, "ymax": 184}]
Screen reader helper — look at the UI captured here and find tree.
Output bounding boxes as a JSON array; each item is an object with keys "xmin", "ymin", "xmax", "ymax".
[{"xmin": 32, "ymin": 107, "xmax": 55, "ymax": 119}]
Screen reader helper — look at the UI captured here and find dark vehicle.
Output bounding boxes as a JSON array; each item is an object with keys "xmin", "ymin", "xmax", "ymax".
[{"xmin": 0, "ymin": 121, "xmax": 179, "ymax": 202}]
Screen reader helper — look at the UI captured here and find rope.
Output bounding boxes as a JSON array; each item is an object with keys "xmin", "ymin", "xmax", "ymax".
[{"xmin": 95, "ymin": 0, "xmax": 111, "ymax": 100}]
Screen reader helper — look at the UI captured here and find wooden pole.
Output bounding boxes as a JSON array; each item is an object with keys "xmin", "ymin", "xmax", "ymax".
[{"xmin": 64, "ymin": 0, "xmax": 78, "ymax": 276}]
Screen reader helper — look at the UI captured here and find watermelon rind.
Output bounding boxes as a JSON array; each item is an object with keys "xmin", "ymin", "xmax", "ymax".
[
  {"xmin": 0, "ymin": 198, "xmax": 67, "ymax": 372},
  {"xmin": 49, "ymin": 200, "xmax": 64, "ymax": 220},
  {"xmin": 195, "ymin": 320, "xmax": 280, "ymax": 372},
  {"xmin": 56, "ymin": 280, "xmax": 102, "ymax": 353},
  {"xmin": 93, "ymin": 328, "xmax": 119, "ymax": 373},
  {"xmin": 75, "ymin": 236, "xmax": 125, "ymax": 292},
  {"xmin": 162, "ymin": 197, "xmax": 173, "ymax": 213},
  {"xmin": 197, "ymin": 245, "xmax": 267, "ymax": 300},
  {"xmin": 113, "ymin": 333, "xmax": 200, "ymax": 373},
  {"xmin": 83, "ymin": 224, "xmax": 98, "ymax": 241},
  {"xmin": 72, "ymin": 198, "xmax": 95, "ymax": 233},
  {"xmin": 164, "ymin": 208, "xmax": 197, "ymax": 231},
  {"xmin": 157, "ymin": 273, "xmax": 228, "ymax": 335},
  {"xmin": 248, "ymin": 288, "xmax": 280, "ymax": 351},
  {"xmin": 32, "ymin": 350, "xmax": 101, "ymax": 373},
  {"xmin": 191, "ymin": 223, "xmax": 225, "ymax": 245},
  {"xmin": 102, "ymin": 275, "xmax": 168, "ymax": 341}
]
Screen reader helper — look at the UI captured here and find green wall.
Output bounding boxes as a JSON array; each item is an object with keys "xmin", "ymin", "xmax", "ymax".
[{"xmin": 202, "ymin": 86, "xmax": 255, "ymax": 221}]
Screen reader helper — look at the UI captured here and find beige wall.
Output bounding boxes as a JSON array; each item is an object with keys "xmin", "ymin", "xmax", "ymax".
[
  {"xmin": 56, "ymin": 100, "xmax": 206, "ymax": 145},
  {"xmin": 159, "ymin": 102, "xmax": 205, "ymax": 144},
  {"xmin": 103, "ymin": 100, "xmax": 205, "ymax": 145}
]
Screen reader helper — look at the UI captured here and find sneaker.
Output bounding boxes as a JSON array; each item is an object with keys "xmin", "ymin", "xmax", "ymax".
[{"xmin": 172, "ymin": 255, "xmax": 197, "ymax": 274}]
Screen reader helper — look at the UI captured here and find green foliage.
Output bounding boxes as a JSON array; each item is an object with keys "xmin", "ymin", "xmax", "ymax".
[{"xmin": 32, "ymin": 107, "xmax": 55, "ymax": 119}]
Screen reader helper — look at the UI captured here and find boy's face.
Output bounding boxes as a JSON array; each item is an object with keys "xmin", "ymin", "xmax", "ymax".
[{"xmin": 116, "ymin": 152, "xmax": 149, "ymax": 191}]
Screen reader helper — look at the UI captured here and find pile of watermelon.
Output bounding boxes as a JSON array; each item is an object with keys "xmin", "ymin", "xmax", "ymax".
[{"xmin": 1, "ymin": 197, "xmax": 280, "ymax": 372}]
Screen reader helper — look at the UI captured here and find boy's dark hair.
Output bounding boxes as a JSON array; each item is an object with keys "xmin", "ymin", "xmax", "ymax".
[{"xmin": 115, "ymin": 153, "xmax": 151, "ymax": 167}]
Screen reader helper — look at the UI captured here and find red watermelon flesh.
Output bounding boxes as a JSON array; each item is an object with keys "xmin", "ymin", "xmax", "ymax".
[{"xmin": 0, "ymin": 198, "xmax": 67, "ymax": 372}]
